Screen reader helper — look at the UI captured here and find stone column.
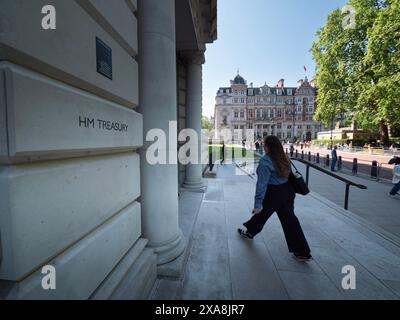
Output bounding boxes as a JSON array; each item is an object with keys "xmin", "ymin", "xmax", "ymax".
[
  {"xmin": 138, "ymin": 0, "xmax": 185, "ymax": 265},
  {"xmin": 182, "ymin": 53, "xmax": 206, "ymax": 192}
]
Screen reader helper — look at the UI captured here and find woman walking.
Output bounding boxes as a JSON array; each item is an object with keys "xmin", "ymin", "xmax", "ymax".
[{"xmin": 238, "ymin": 136, "xmax": 312, "ymax": 261}]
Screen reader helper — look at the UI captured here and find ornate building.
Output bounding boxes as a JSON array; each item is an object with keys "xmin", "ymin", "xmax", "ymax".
[{"xmin": 214, "ymin": 74, "xmax": 321, "ymax": 142}]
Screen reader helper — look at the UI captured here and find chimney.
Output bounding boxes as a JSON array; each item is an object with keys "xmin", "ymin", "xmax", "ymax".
[{"xmin": 297, "ymin": 79, "xmax": 304, "ymax": 88}]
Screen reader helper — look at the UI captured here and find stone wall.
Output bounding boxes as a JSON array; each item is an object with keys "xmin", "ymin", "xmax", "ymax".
[{"xmin": 0, "ymin": 0, "xmax": 155, "ymax": 299}]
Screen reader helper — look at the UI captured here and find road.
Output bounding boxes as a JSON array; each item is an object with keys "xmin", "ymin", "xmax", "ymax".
[{"xmin": 287, "ymin": 147, "xmax": 396, "ymax": 180}]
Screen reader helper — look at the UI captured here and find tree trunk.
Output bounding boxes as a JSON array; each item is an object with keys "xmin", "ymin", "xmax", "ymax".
[{"xmin": 380, "ymin": 121, "xmax": 390, "ymax": 146}]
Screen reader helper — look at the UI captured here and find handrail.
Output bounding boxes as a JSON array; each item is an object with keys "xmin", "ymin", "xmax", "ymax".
[
  {"xmin": 291, "ymin": 158, "xmax": 367, "ymax": 189},
  {"xmin": 290, "ymin": 157, "xmax": 367, "ymax": 210}
]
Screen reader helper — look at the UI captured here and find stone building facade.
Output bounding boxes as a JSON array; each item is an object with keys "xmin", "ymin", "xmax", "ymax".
[
  {"xmin": 0, "ymin": 0, "xmax": 217, "ymax": 299},
  {"xmin": 214, "ymin": 74, "xmax": 321, "ymax": 143}
]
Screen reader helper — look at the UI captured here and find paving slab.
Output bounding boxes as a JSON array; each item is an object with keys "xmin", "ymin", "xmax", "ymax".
[
  {"xmin": 152, "ymin": 164, "xmax": 400, "ymax": 300},
  {"xmin": 279, "ymin": 271, "xmax": 343, "ymax": 300}
]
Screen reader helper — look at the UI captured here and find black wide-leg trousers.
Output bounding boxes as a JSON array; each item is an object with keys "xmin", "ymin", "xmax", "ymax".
[{"xmin": 243, "ymin": 182, "xmax": 311, "ymax": 255}]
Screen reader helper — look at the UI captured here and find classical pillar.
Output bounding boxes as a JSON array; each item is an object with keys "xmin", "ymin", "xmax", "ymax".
[
  {"xmin": 182, "ymin": 53, "xmax": 206, "ymax": 192},
  {"xmin": 138, "ymin": 0, "xmax": 185, "ymax": 265}
]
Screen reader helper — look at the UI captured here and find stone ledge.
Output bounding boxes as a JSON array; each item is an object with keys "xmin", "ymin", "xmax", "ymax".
[
  {"xmin": 90, "ymin": 238, "xmax": 149, "ymax": 299},
  {"xmin": 309, "ymin": 192, "xmax": 400, "ymax": 249}
]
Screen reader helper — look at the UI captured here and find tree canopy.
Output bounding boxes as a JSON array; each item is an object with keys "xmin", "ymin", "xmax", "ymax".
[{"xmin": 312, "ymin": 0, "xmax": 400, "ymax": 144}]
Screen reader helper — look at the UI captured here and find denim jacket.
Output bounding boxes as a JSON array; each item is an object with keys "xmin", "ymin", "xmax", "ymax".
[{"xmin": 254, "ymin": 154, "xmax": 289, "ymax": 209}]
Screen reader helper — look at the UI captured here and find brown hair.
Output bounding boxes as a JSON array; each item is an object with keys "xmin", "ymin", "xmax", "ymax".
[{"xmin": 264, "ymin": 136, "xmax": 291, "ymax": 178}]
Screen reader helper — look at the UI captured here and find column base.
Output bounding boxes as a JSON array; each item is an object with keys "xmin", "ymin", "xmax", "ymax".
[
  {"xmin": 148, "ymin": 229, "xmax": 186, "ymax": 266},
  {"xmin": 181, "ymin": 180, "xmax": 207, "ymax": 193}
]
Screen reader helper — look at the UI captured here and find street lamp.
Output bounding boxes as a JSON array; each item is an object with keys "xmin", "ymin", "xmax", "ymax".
[
  {"xmin": 271, "ymin": 119, "xmax": 275, "ymax": 136},
  {"xmin": 285, "ymin": 100, "xmax": 296, "ymax": 143}
]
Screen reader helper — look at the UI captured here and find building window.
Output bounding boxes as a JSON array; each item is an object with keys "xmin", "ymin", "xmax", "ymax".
[
  {"xmin": 263, "ymin": 125, "xmax": 268, "ymax": 129},
  {"xmin": 307, "ymin": 125, "xmax": 311, "ymax": 130},
  {"xmin": 277, "ymin": 97, "xmax": 283, "ymax": 104},
  {"xmin": 234, "ymin": 111, "xmax": 238, "ymax": 118},
  {"xmin": 240, "ymin": 98, "xmax": 245, "ymax": 103},
  {"xmin": 240, "ymin": 111, "xmax": 244, "ymax": 118},
  {"xmin": 277, "ymin": 109, "xmax": 282, "ymax": 118},
  {"xmin": 287, "ymin": 132, "xmax": 292, "ymax": 138},
  {"xmin": 287, "ymin": 125, "xmax": 292, "ymax": 129},
  {"xmin": 298, "ymin": 125, "xmax": 302, "ymax": 129},
  {"xmin": 277, "ymin": 123, "xmax": 282, "ymax": 129},
  {"xmin": 287, "ymin": 89, "xmax": 292, "ymax": 95}
]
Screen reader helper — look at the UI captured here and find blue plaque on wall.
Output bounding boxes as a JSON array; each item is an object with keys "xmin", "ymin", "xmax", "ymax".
[{"xmin": 96, "ymin": 37, "xmax": 113, "ymax": 80}]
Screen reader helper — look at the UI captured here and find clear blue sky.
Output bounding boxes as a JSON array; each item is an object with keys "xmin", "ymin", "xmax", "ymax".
[{"xmin": 203, "ymin": 0, "xmax": 348, "ymax": 118}]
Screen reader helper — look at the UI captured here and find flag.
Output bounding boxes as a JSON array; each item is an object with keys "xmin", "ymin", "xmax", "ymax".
[{"xmin": 304, "ymin": 66, "xmax": 307, "ymax": 72}]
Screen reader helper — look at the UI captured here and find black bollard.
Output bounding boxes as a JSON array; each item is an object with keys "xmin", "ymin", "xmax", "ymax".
[
  {"xmin": 352, "ymin": 158, "xmax": 358, "ymax": 175},
  {"xmin": 209, "ymin": 148, "xmax": 214, "ymax": 171},
  {"xmin": 371, "ymin": 160, "xmax": 378, "ymax": 178},
  {"xmin": 316, "ymin": 153, "xmax": 320, "ymax": 164},
  {"xmin": 295, "ymin": 150, "xmax": 298, "ymax": 158},
  {"xmin": 301, "ymin": 151, "xmax": 304, "ymax": 160},
  {"xmin": 308, "ymin": 152, "xmax": 312, "ymax": 161},
  {"xmin": 325, "ymin": 154, "xmax": 330, "ymax": 167},
  {"xmin": 338, "ymin": 156, "xmax": 342, "ymax": 171}
]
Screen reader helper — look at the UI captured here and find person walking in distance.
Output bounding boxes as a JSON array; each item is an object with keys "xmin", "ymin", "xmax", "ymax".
[
  {"xmin": 238, "ymin": 136, "xmax": 312, "ymax": 261},
  {"xmin": 331, "ymin": 145, "xmax": 338, "ymax": 172},
  {"xmin": 221, "ymin": 141, "xmax": 225, "ymax": 165},
  {"xmin": 389, "ymin": 160, "xmax": 400, "ymax": 197},
  {"xmin": 255, "ymin": 139, "xmax": 260, "ymax": 154}
]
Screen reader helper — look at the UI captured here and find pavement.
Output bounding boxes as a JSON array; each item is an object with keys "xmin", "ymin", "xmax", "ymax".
[
  {"xmin": 150, "ymin": 164, "xmax": 400, "ymax": 300},
  {"xmin": 293, "ymin": 161, "xmax": 400, "ymax": 238}
]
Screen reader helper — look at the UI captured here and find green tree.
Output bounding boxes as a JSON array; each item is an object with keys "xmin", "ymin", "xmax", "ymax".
[
  {"xmin": 358, "ymin": 0, "xmax": 400, "ymax": 143},
  {"xmin": 202, "ymin": 116, "xmax": 214, "ymax": 132},
  {"xmin": 312, "ymin": 0, "xmax": 399, "ymax": 145}
]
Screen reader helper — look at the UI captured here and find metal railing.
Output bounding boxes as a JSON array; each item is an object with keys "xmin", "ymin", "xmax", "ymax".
[{"xmin": 291, "ymin": 157, "xmax": 367, "ymax": 210}]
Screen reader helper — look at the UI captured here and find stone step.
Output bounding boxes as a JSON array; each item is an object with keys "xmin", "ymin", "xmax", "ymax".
[
  {"xmin": 109, "ymin": 248, "xmax": 157, "ymax": 300},
  {"xmin": 90, "ymin": 238, "xmax": 149, "ymax": 299}
]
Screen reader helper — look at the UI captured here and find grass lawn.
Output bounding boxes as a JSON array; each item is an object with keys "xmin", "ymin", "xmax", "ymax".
[{"xmin": 208, "ymin": 145, "xmax": 261, "ymax": 161}]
